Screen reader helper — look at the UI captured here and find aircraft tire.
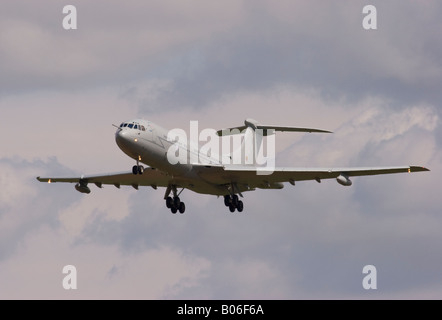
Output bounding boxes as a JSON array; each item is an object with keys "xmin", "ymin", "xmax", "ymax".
[
  {"xmin": 179, "ymin": 202, "xmax": 185, "ymax": 214},
  {"xmin": 232, "ymin": 195, "xmax": 239, "ymax": 207},
  {"xmin": 173, "ymin": 197, "xmax": 181, "ymax": 208},
  {"xmin": 224, "ymin": 195, "xmax": 231, "ymax": 206},
  {"xmin": 229, "ymin": 203, "xmax": 236, "ymax": 213},
  {"xmin": 166, "ymin": 197, "xmax": 173, "ymax": 208},
  {"xmin": 237, "ymin": 200, "xmax": 244, "ymax": 212}
]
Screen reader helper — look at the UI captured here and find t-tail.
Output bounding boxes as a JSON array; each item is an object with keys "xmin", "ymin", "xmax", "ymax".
[{"xmin": 216, "ymin": 118, "xmax": 332, "ymax": 168}]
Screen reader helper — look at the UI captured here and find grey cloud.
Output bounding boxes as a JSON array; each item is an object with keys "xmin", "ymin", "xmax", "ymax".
[
  {"xmin": 0, "ymin": 0, "xmax": 243, "ymax": 96},
  {"xmin": 2, "ymin": 1, "xmax": 441, "ymax": 111},
  {"xmin": 0, "ymin": 157, "xmax": 78, "ymax": 261},
  {"xmin": 133, "ymin": 1, "xmax": 442, "ymax": 111}
]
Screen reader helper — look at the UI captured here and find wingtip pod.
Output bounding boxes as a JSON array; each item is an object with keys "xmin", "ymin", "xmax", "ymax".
[{"xmin": 409, "ymin": 166, "xmax": 430, "ymax": 172}]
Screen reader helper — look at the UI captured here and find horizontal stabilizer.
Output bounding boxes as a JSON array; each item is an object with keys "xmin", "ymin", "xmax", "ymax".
[
  {"xmin": 256, "ymin": 125, "xmax": 332, "ymax": 134},
  {"xmin": 217, "ymin": 118, "xmax": 332, "ymax": 136}
]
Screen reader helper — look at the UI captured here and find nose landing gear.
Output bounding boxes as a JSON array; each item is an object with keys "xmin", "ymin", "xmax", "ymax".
[
  {"xmin": 132, "ymin": 165, "xmax": 144, "ymax": 175},
  {"xmin": 132, "ymin": 157, "xmax": 144, "ymax": 175}
]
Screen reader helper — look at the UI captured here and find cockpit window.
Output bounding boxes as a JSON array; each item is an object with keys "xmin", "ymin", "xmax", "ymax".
[{"xmin": 120, "ymin": 122, "xmax": 146, "ymax": 130}]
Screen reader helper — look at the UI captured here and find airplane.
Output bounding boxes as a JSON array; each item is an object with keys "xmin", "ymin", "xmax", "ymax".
[{"xmin": 37, "ymin": 118, "xmax": 429, "ymax": 214}]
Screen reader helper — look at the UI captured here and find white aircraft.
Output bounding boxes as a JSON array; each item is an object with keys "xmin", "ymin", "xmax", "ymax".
[{"xmin": 37, "ymin": 118, "xmax": 429, "ymax": 214}]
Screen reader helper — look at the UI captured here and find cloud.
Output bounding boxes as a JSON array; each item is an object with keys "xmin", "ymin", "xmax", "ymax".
[
  {"xmin": 0, "ymin": 227, "xmax": 211, "ymax": 299},
  {"xmin": 0, "ymin": 0, "xmax": 244, "ymax": 95},
  {"xmin": 0, "ymin": 158, "xmax": 211, "ymax": 299},
  {"xmin": 1, "ymin": 92, "xmax": 440, "ymax": 299},
  {"xmin": 126, "ymin": 0, "xmax": 442, "ymax": 111}
]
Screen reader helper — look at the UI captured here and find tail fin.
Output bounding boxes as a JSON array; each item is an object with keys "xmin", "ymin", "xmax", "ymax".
[
  {"xmin": 217, "ymin": 118, "xmax": 332, "ymax": 167},
  {"xmin": 217, "ymin": 119, "xmax": 272, "ymax": 167}
]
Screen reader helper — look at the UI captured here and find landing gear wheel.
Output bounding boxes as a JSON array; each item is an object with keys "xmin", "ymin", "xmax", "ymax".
[
  {"xmin": 224, "ymin": 195, "xmax": 231, "ymax": 207},
  {"xmin": 173, "ymin": 197, "xmax": 181, "ymax": 208},
  {"xmin": 178, "ymin": 202, "xmax": 185, "ymax": 214},
  {"xmin": 171, "ymin": 206, "xmax": 178, "ymax": 214},
  {"xmin": 232, "ymin": 194, "xmax": 239, "ymax": 207},
  {"xmin": 132, "ymin": 165, "xmax": 144, "ymax": 175},
  {"xmin": 229, "ymin": 203, "xmax": 236, "ymax": 213},
  {"xmin": 237, "ymin": 200, "xmax": 244, "ymax": 212},
  {"xmin": 166, "ymin": 197, "xmax": 173, "ymax": 208}
]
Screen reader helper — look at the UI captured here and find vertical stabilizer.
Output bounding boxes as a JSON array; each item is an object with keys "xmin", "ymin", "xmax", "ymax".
[{"xmin": 220, "ymin": 119, "xmax": 274, "ymax": 167}]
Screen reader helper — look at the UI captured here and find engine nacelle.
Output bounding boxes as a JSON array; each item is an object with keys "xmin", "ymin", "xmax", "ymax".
[
  {"xmin": 336, "ymin": 174, "xmax": 352, "ymax": 186},
  {"xmin": 75, "ymin": 182, "xmax": 91, "ymax": 194}
]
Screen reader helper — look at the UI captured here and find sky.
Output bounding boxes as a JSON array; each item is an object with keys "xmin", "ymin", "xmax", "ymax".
[{"xmin": 0, "ymin": 0, "xmax": 441, "ymax": 299}]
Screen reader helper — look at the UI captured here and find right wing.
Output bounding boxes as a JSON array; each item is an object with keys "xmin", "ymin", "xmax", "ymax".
[{"xmin": 36, "ymin": 168, "xmax": 173, "ymax": 192}]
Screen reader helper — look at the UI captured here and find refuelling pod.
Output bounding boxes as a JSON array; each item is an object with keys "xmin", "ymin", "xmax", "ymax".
[
  {"xmin": 336, "ymin": 174, "xmax": 352, "ymax": 186},
  {"xmin": 75, "ymin": 181, "xmax": 91, "ymax": 194},
  {"xmin": 257, "ymin": 181, "xmax": 284, "ymax": 189}
]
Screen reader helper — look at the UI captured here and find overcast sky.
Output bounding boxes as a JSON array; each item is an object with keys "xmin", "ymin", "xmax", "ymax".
[{"xmin": 0, "ymin": 0, "xmax": 441, "ymax": 299}]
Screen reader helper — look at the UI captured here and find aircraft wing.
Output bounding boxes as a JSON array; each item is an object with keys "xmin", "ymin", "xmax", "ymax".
[
  {"xmin": 36, "ymin": 168, "xmax": 173, "ymax": 191},
  {"xmin": 37, "ymin": 165, "xmax": 429, "ymax": 196},
  {"xmin": 198, "ymin": 165, "xmax": 429, "ymax": 189}
]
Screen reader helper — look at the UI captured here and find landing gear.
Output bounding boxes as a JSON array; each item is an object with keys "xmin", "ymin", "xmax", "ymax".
[
  {"xmin": 164, "ymin": 186, "xmax": 185, "ymax": 214},
  {"xmin": 132, "ymin": 157, "xmax": 144, "ymax": 175},
  {"xmin": 166, "ymin": 196, "xmax": 185, "ymax": 214},
  {"xmin": 224, "ymin": 194, "xmax": 244, "ymax": 213},
  {"xmin": 132, "ymin": 165, "xmax": 144, "ymax": 175}
]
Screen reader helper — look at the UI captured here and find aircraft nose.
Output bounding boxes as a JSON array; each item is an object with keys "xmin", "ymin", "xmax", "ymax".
[{"xmin": 115, "ymin": 129, "xmax": 130, "ymax": 146}]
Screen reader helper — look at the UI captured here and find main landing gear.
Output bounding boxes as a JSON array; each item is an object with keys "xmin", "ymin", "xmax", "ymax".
[
  {"xmin": 164, "ymin": 185, "xmax": 186, "ymax": 214},
  {"xmin": 165, "ymin": 196, "xmax": 185, "ymax": 214},
  {"xmin": 224, "ymin": 194, "xmax": 244, "ymax": 213}
]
